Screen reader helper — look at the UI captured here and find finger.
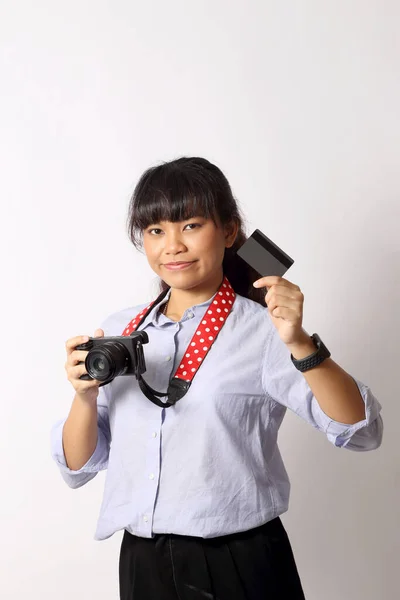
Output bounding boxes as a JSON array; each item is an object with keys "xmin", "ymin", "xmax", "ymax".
[
  {"xmin": 94, "ymin": 329, "xmax": 104, "ymax": 338},
  {"xmin": 65, "ymin": 335, "xmax": 89, "ymax": 354},
  {"xmin": 67, "ymin": 350, "xmax": 91, "ymax": 367},
  {"xmin": 66, "ymin": 364, "xmax": 89, "ymax": 382},
  {"xmin": 265, "ymin": 286, "xmax": 301, "ymax": 304},
  {"xmin": 253, "ymin": 276, "xmax": 282, "ymax": 289},
  {"xmin": 270, "ymin": 306, "xmax": 300, "ymax": 321},
  {"xmin": 68, "ymin": 363, "xmax": 99, "ymax": 383},
  {"xmin": 68, "ymin": 362, "xmax": 100, "ymax": 381},
  {"xmin": 255, "ymin": 277, "xmax": 299, "ymax": 292},
  {"xmin": 267, "ymin": 294, "xmax": 299, "ymax": 313}
]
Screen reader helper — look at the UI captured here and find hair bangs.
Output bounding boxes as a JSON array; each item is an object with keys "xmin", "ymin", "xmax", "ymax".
[
  {"xmin": 125, "ymin": 156, "xmax": 267, "ymax": 306},
  {"xmin": 127, "ymin": 162, "xmax": 219, "ymax": 249}
]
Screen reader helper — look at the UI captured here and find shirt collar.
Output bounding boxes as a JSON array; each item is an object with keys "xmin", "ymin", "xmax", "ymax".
[{"xmin": 141, "ymin": 287, "xmax": 218, "ymax": 329}]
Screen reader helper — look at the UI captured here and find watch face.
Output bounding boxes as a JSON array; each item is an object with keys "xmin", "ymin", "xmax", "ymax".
[
  {"xmin": 312, "ymin": 334, "xmax": 321, "ymax": 347},
  {"xmin": 312, "ymin": 334, "xmax": 330, "ymax": 357},
  {"xmin": 291, "ymin": 334, "xmax": 330, "ymax": 370}
]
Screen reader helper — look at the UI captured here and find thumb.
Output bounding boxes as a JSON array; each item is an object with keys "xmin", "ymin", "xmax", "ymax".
[{"xmin": 94, "ymin": 328, "xmax": 105, "ymax": 338}]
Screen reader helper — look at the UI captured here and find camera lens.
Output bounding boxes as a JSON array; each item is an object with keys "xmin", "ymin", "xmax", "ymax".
[
  {"xmin": 85, "ymin": 341, "xmax": 130, "ymax": 381},
  {"xmin": 93, "ymin": 357, "xmax": 106, "ymax": 371}
]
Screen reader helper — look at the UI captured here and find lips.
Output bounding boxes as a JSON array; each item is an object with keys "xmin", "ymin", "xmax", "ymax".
[{"xmin": 163, "ymin": 261, "xmax": 196, "ymax": 270}]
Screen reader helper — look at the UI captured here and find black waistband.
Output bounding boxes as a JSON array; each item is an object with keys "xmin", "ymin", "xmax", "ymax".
[{"xmin": 123, "ymin": 517, "xmax": 283, "ymax": 544}]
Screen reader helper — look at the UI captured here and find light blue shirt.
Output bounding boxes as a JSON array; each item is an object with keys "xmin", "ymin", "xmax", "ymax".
[{"xmin": 51, "ymin": 288, "xmax": 383, "ymax": 541}]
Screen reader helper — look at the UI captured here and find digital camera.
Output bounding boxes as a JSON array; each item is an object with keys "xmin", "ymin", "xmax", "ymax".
[{"xmin": 76, "ymin": 331, "xmax": 149, "ymax": 387}]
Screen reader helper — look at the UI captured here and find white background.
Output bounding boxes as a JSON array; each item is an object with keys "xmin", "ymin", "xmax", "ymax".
[{"xmin": 1, "ymin": 1, "xmax": 399, "ymax": 598}]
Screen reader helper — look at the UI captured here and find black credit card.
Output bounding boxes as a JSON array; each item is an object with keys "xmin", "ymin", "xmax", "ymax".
[{"xmin": 236, "ymin": 229, "xmax": 294, "ymax": 277}]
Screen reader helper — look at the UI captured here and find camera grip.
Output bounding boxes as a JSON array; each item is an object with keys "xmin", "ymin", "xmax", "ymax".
[
  {"xmin": 76, "ymin": 341, "xmax": 92, "ymax": 381},
  {"xmin": 75, "ymin": 340, "xmax": 93, "ymax": 351},
  {"xmin": 79, "ymin": 373, "xmax": 93, "ymax": 381}
]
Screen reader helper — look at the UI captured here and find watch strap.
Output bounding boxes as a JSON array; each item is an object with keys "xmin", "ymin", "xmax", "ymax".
[{"xmin": 290, "ymin": 333, "xmax": 331, "ymax": 372}]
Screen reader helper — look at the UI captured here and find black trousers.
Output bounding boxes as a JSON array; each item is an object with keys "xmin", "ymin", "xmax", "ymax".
[{"xmin": 119, "ymin": 517, "xmax": 306, "ymax": 600}]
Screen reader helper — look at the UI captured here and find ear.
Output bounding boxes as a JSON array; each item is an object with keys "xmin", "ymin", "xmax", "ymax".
[{"xmin": 224, "ymin": 219, "xmax": 239, "ymax": 248}]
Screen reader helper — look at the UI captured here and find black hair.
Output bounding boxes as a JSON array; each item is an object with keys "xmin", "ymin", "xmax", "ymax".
[{"xmin": 126, "ymin": 156, "xmax": 267, "ymax": 307}]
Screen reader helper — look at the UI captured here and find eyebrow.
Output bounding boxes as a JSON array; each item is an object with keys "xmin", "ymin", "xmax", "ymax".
[{"xmin": 147, "ymin": 217, "xmax": 204, "ymax": 227}]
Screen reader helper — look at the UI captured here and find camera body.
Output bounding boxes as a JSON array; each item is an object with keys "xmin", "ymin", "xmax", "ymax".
[{"xmin": 76, "ymin": 331, "xmax": 149, "ymax": 387}]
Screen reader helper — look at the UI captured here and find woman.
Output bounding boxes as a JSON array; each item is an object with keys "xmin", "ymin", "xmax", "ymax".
[{"xmin": 51, "ymin": 156, "xmax": 383, "ymax": 600}]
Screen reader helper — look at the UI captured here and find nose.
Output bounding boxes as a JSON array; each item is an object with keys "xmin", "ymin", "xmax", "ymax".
[{"xmin": 164, "ymin": 231, "xmax": 187, "ymax": 255}]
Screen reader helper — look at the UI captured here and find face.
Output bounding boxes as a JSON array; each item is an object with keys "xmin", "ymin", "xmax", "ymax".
[{"xmin": 142, "ymin": 214, "xmax": 238, "ymax": 291}]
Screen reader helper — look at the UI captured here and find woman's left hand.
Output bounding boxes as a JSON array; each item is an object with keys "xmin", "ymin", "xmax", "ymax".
[{"xmin": 253, "ymin": 276, "xmax": 305, "ymax": 346}]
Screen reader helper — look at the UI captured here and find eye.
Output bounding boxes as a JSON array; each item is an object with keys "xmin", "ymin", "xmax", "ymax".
[
  {"xmin": 147, "ymin": 222, "xmax": 201, "ymax": 235},
  {"xmin": 184, "ymin": 222, "xmax": 201, "ymax": 230}
]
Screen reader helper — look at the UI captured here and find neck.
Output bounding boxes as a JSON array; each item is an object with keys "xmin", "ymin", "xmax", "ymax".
[{"xmin": 164, "ymin": 270, "xmax": 224, "ymax": 321}]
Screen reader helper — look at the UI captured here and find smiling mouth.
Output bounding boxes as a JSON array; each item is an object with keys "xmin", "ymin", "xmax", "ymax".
[
  {"xmin": 163, "ymin": 261, "xmax": 196, "ymax": 270},
  {"xmin": 164, "ymin": 261, "xmax": 194, "ymax": 265}
]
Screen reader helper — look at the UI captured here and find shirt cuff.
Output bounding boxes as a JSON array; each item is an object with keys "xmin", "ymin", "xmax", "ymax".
[
  {"xmin": 50, "ymin": 418, "xmax": 109, "ymax": 474},
  {"xmin": 318, "ymin": 376, "xmax": 382, "ymax": 446}
]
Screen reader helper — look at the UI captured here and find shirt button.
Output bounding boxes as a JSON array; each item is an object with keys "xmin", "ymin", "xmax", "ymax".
[
  {"xmin": 165, "ymin": 356, "xmax": 171, "ymax": 361},
  {"xmin": 187, "ymin": 311, "xmax": 194, "ymax": 318},
  {"xmin": 149, "ymin": 473, "xmax": 155, "ymax": 480},
  {"xmin": 152, "ymin": 432, "xmax": 157, "ymax": 438},
  {"xmin": 143, "ymin": 515, "xmax": 149, "ymax": 523}
]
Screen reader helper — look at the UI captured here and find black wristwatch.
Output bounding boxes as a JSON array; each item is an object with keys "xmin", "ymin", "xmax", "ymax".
[{"xmin": 290, "ymin": 333, "xmax": 331, "ymax": 372}]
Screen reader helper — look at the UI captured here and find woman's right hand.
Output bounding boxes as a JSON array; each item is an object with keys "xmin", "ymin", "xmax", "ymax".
[{"xmin": 65, "ymin": 329, "xmax": 105, "ymax": 397}]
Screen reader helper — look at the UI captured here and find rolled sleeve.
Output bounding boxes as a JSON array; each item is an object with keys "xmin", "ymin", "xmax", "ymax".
[
  {"xmin": 262, "ymin": 324, "xmax": 383, "ymax": 452},
  {"xmin": 323, "ymin": 377, "xmax": 383, "ymax": 451},
  {"xmin": 50, "ymin": 391, "xmax": 111, "ymax": 489}
]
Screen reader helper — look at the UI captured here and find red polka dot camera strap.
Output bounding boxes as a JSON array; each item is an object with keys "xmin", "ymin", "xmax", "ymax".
[{"xmin": 121, "ymin": 276, "xmax": 236, "ymax": 407}]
